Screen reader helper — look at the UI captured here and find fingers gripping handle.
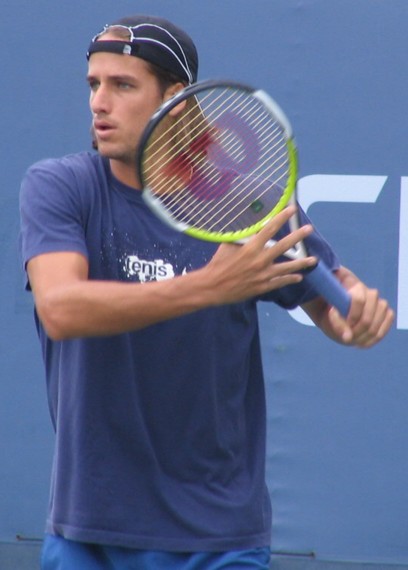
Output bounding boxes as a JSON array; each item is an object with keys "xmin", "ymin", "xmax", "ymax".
[{"xmin": 304, "ymin": 261, "xmax": 351, "ymax": 318}]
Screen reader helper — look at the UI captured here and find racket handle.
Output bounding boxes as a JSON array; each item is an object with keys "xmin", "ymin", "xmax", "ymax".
[{"xmin": 304, "ymin": 261, "xmax": 351, "ymax": 318}]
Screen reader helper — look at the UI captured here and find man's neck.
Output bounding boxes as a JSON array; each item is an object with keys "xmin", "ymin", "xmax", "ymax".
[{"xmin": 109, "ymin": 159, "xmax": 141, "ymax": 189}]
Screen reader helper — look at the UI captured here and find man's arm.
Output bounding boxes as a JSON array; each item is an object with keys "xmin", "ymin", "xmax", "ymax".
[
  {"xmin": 302, "ymin": 266, "xmax": 394, "ymax": 348},
  {"xmin": 28, "ymin": 206, "xmax": 318, "ymax": 340}
]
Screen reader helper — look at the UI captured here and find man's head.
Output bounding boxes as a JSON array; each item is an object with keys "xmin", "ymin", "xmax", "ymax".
[{"xmin": 87, "ymin": 15, "xmax": 198, "ymax": 185}]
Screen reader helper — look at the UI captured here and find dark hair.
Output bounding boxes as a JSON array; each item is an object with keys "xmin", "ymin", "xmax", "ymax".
[{"xmin": 146, "ymin": 60, "xmax": 187, "ymax": 94}]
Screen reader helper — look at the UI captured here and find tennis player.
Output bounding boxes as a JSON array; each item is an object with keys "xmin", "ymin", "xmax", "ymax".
[{"xmin": 19, "ymin": 14, "xmax": 394, "ymax": 570}]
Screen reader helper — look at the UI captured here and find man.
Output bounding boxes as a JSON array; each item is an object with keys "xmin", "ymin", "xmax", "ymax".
[{"xmin": 19, "ymin": 14, "xmax": 394, "ymax": 570}]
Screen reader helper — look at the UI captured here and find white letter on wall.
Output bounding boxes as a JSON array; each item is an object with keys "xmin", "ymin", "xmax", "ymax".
[{"xmin": 398, "ymin": 178, "xmax": 408, "ymax": 330}]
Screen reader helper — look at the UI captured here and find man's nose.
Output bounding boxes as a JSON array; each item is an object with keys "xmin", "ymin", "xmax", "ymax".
[{"xmin": 90, "ymin": 85, "xmax": 112, "ymax": 114}]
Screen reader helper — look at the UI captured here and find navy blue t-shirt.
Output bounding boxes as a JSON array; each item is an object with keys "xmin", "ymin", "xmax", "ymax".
[{"xmin": 19, "ymin": 152, "xmax": 339, "ymax": 551}]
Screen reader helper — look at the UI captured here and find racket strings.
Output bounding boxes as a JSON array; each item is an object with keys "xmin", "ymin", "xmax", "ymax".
[
  {"xmin": 174, "ymin": 125, "xmax": 288, "ymax": 233},
  {"xmin": 147, "ymin": 93, "xmax": 288, "ymax": 221},
  {"xmin": 145, "ymin": 91, "xmax": 259, "ymax": 188},
  {"xmin": 142, "ymin": 87, "xmax": 290, "ymax": 233},
  {"xmin": 169, "ymin": 122, "xmax": 289, "ymax": 232},
  {"xmin": 144, "ymin": 88, "xmax": 244, "ymax": 179},
  {"xmin": 146, "ymin": 91, "xmax": 273, "ymax": 184},
  {"xmin": 150, "ymin": 129, "xmax": 288, "ymax": 233}
]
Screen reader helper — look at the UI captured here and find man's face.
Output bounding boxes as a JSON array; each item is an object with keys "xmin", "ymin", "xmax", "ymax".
[{"xmin": 87, "ymin": 45, "xmax": 164, "ymax": 167}]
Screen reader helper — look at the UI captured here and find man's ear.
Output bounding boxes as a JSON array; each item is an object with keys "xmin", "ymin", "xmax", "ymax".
[{"xmin": 163, "ymin": 82, "xmax": 187, "ymax": 117}]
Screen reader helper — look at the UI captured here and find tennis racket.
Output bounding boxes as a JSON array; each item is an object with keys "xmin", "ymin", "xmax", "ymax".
[{"xmin": 137, "ymin": 79, "xmax": 351, "ymax": 317}]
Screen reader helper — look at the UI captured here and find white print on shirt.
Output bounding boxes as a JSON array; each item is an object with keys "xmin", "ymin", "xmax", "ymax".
[{"xmin": 124, "ymin": 255, "xmax": 175, "ymax": 282}]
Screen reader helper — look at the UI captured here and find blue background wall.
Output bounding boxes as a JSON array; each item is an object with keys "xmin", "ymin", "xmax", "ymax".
[{"xmin": 1, "ymin": 1, "xmax": 407, "ymax": 568}]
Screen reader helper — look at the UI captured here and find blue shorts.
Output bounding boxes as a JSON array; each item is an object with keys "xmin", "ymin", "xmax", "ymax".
[{"xmin": 41, "ymin": 534, "xmax": 271, "ymax": 569}]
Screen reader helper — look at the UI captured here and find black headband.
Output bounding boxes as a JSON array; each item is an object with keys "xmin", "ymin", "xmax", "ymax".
[{"xmin": 86, "ymin": 17, "xmax": 198, "ymax": 84}]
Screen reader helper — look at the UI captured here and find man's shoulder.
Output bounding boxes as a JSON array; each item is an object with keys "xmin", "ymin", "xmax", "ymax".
[
  {"xmin": 21, "ymin": 152, "xmax": 110, "ymax": 215},
  {"xmin": 28, "ymin": 151, "xmax": 106, "ymax": 178},
  {"xmin": 24, "ymin": 152, "xmax": 110, "ymax": 201}
]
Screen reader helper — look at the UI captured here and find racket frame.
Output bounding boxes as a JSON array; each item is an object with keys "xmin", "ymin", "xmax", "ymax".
[{"xmin": 137, "ymin": 79, "xmax": 351, "ymax": 317}]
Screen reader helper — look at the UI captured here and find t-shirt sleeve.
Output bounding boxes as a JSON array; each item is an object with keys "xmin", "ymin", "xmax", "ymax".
[
  {"xmin": 19, "ymin": 158, "xmax": 89, "ymax": 288},
  {"xmin": 259, "ymin": 205, "xmax": 341, "ymax": 309}
]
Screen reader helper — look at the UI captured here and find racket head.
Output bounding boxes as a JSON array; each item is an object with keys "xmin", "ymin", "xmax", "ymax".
[{"xmin": 137, "ymin": 80, "xmax": 298, "ymax": 243}]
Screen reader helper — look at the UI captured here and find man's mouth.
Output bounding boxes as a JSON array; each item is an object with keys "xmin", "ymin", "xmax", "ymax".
[{"xmin": 93, "ymin": 120, "xmax": 116, "ymax": 138}]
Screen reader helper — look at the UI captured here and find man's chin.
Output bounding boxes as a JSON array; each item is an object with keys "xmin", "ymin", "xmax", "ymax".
[{"xmin": 95, "ymin": 145, "xmax": 128, "ymax": 161}]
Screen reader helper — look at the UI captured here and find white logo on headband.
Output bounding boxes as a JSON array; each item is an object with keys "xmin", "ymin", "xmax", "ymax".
[{"xmin": 122, "ymin": 44, "xmax": 132, "ymax": 55}]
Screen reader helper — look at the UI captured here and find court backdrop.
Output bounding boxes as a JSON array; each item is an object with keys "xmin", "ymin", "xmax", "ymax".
[{"xmin": 0, "ymin": 1, "xmax": 406, "ymax": 569}]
